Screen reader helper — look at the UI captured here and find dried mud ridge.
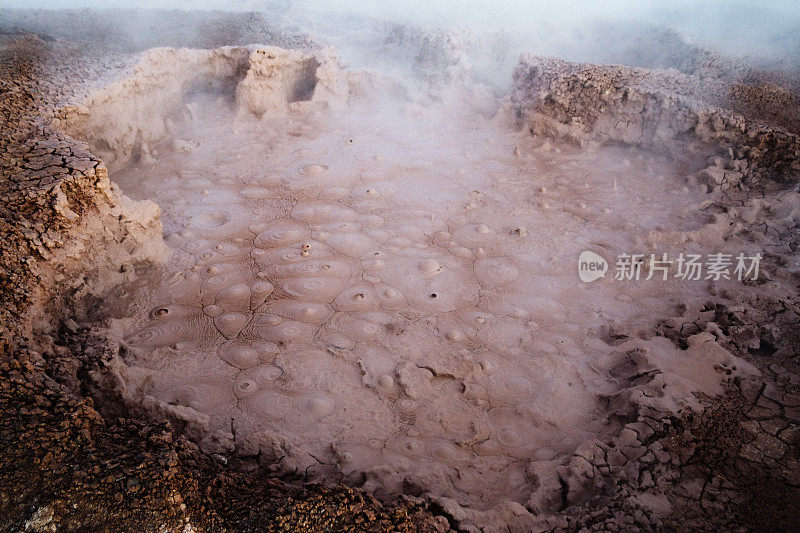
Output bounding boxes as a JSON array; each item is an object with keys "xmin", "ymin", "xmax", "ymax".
[
  {"xmin": 1, "ymin": 10, "xmax": 799, "ymax": 532},
  {"xmin": 503, "ymin": 55, "xmax": 800, "ymax": 190}
]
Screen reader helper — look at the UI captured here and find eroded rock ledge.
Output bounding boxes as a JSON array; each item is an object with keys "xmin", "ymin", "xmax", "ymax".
[
  {"xmin": 502, "ymin": 55, "xmax": 800, "ymax": 190},
  {"xmin": 0, "ymin": 36, "xmax": 167, "ymax": 339}
]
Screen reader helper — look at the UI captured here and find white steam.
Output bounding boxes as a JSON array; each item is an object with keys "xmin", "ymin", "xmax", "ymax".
[{"xmin": 4, "ymin": 0, "xmax": 799, "ymax": 62}]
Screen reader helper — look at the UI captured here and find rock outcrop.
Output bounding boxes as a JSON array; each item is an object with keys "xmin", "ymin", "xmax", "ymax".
[{"xmin": 502, "ymin": 55, "xmax": 800, "ymax": 189}]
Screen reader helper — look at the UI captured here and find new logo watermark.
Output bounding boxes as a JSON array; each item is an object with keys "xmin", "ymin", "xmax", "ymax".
[
  {"xmin": 578, "ymin": 251, "xmax": 608, "ymax": 282},
  {"xmin": 578, "ymin": 251, "xmax": 761, "ymax": 282}
]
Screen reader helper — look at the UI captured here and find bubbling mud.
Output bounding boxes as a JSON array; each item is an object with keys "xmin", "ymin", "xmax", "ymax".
[{"xmin": 66, "ymin": 46, "xmax": 757, "ymax": 527}]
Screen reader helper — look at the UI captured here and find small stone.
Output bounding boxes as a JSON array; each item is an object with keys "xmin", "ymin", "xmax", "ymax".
[
  {"xmin": 778, "ymin": 424, "xmax": 799, "ymax": 445},
  {"xmin": 752, "ymin": 434, "xmax": 787, "ymax": 460},
  {"xmin": 746, "ymin": 405, "xmax": 778, "ymax": 420},
  {"xmin": 758, "ymin": 418, "xmax": 787, "ymax": 436},
  {"xmin": 784, "ymin": 394, "xmax": 800, "ymax": 407},
  {"xmin": 738, "ymin": 443, "xmax": 763, "ymax": 462}
]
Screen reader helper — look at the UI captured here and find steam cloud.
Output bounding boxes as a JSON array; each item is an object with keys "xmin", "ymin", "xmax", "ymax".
[{"xmin": 4, "ymin": 0, "xmax": 799, "ymax": 63}]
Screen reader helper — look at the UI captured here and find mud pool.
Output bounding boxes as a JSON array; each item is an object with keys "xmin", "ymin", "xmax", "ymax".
[{"xmin": 59, "ymin": 45, "xmax": 757, "ymax": 525}]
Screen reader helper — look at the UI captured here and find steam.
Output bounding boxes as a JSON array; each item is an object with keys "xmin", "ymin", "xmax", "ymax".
[
  {"xmin": 5, "ymin": 0, "xmax": 800, "ymax": 62},
  {"xmin": 4, "ymin": 0, "xmax": 800, "ymax": 64}
]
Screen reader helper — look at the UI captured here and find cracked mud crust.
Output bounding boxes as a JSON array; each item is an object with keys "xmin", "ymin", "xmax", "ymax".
[{"xmin": 2, "ymin": 9, "xmax": 800, "ymax": 532}]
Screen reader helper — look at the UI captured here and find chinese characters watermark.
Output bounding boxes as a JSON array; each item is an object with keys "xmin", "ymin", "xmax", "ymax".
[{"xmin": 578, "ymin": 251, "xmax": 761, "ymax": 282}]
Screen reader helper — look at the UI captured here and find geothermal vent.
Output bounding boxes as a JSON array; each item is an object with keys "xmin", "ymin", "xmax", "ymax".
[{"xmin": 53, "ymin": 42, "xmax": 763, "ymax": 528}]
